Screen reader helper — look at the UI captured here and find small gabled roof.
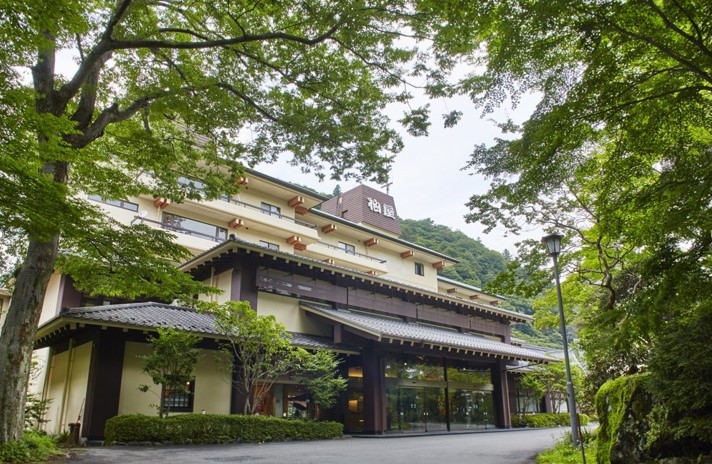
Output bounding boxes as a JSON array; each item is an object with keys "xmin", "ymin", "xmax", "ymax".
[{"xmin": 301, "ymin": 303, "xmax": 553, "ymax": 364}]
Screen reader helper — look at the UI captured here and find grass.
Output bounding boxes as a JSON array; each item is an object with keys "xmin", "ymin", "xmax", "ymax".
[{"xmin": 536, "ymin": 436, "xmax": 597, "ymax": 464}]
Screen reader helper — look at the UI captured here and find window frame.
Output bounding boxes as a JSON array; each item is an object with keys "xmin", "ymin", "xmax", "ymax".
[
  {"xmin": 87, "ymin": 194, "xmax": 139, "ymax": 212},
  {"xmin": 261, "ymin": 202, "xmax": 281, "ymax": 217},
  {"xmin": 259, "ymin": 240, "xmax": 280, "ymax": 251},
  {"xmin": 338, "ymin": 242, "xmax": 356, "ymax": 255},
  {"xmin": 162, "ymin": 212, "xmax": 228, "ymax": 242},
  {"xmin": 162, "ymin": 379, "xmax": 195, "ymax": 413},
  {"xmin": 414, "ymin": 262, "xmax": 425, "ymax": 276}
]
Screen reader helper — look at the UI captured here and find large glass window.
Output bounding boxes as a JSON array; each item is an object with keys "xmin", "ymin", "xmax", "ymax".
[
  {"xmin": 162, "ymin": 212, "xmax": 227, "ymax": 242},
  {"xmin": 382, "ymin": 354, "xmax": 495, "ymax": 432}
]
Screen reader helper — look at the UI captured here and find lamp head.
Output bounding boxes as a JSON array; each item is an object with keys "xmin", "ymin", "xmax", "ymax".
[{"xmin": 541, "ymin": 233, "xmax": 563, "ymax": 257}]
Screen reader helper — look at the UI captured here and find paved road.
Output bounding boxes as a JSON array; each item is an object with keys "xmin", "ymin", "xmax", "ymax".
[{"xmin": 70, "ymin": 428, "xmax": 571, "ymax": 464}]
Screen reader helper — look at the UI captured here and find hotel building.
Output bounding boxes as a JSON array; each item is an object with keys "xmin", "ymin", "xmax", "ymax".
[{"xmin": 31, "ymin": 169, "xmax": 552, "ymax": 440}]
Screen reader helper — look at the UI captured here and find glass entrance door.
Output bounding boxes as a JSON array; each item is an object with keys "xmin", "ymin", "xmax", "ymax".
[{"xmin": 387, "ymin": 386, "xmax": 447, "ymax": 432}]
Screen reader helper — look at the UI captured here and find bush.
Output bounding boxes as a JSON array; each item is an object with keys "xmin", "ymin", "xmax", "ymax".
[
  {"xmin": 104, "ymin": 414, "xmax": 343, "ymax": 444},
  {"xmin": 0, "ymin": 430, "xmax": 61, "ymax": 463},
  {"xmin": 511, "ymin": 413, "xmax": 590, "ymax": 429}
]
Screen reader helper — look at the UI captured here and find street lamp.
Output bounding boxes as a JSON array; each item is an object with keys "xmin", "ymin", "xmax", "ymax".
[{"xmin": 541, "ymin": 233, "xmax": 580, "ymax": 447}]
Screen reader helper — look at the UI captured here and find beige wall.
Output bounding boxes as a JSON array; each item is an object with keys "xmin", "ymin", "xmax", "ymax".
[
  {"xmin": 39, "ymin": 273, "xmax": 63, "ymax": 324},
  {"xmin": 256, "ymin": 292, "xmax": 330, "ymax": 336},
  {"xmin": 118, "ymin": 341, "xmax": 231, "ymax": 417},
  {"xmin": 42, "ymin": 341, "xmax": 92, "ymax": 435}
]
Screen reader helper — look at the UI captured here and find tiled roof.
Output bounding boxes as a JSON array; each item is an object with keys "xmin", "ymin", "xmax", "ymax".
[
  {"xmin": 37, "ymin": 302, "xmax": 349, "ymax": 352},
  {"xmin": 53, "ymin": 302, "xmax": 218, "ymax": 333},
  {"xmin": 301, "ymin": 303, "xmax": 554, "ymax": 363}
]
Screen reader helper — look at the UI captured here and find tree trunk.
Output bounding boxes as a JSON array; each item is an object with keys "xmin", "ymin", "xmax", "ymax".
[{"xmin": 0, "ymin": 236, "xmax": 59, "ymax": 443}]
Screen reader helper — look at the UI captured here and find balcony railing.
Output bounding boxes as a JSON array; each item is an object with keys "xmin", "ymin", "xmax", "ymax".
[
  {"xmin": 133, "ymin": 216, "xmax": 226, "ymax": 243},
  {"xmin": 220, "ymin": 197, "xmax": 317, "ymax": 229},
  {"xmin": 316, "ymin": 242, "xmax": 387, "ymax": 264}
]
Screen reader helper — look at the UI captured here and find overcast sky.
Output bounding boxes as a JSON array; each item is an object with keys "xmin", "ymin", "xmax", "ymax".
[{"xmin": 257, "ymin": 93, "xmax": 541, "ymax": 255}]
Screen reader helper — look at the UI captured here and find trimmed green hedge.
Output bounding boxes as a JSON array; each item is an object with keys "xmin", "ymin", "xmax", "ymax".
[
  {"xmin": 511, "ymin": 412, "xmax": 590, "ymax": 429},
  {"xmin": 104, "ymin": 414, "xmax": 343, "ymax": 444}
]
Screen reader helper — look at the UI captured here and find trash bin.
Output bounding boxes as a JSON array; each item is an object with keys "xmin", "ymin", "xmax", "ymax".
[{"xmin": 67, "ymin": 422, "xmax": 81, "ymax": 446}]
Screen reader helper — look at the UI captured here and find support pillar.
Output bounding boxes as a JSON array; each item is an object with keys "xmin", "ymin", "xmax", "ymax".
[
  {"xmin": 492, "ymin": 360, "xmax": 512, "ymax": 428},
  {"xmin": 361, "ymin": 346, "xmax": 386, "ymax": 434}
]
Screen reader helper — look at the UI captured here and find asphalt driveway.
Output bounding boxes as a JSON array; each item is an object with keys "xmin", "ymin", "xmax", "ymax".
[{"xmin": 69, "ymin": 427, "xmax": 571, "ymax": 464}]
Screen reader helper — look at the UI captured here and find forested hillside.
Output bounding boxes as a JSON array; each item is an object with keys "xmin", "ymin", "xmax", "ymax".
[{"xmin": 400, "ymin": 218, "xmax": 508, "ymax": 287}]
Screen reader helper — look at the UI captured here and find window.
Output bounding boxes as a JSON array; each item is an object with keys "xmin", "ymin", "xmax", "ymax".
[
  {"xmin": 87, "ymin": 195, "xmax": 139, "ymax": 212},
  {"xmin": 259, "ymin": 240, "xmax": 280, "ymax": 251},
  {"xmin": 338, "ymin": 242, "xmax": 356, "ymax": 255},
  {"xmin": 414, "ymin": 262, "xmax": 425, "ymax": 276},
  {"xmin": 163, "ymin": 379, "xmax": 195, "ymax": 412},
  {"xmin": 261, "ymin": 202, "xmax": 281, "ymax": 217},
  {"xmin": 162, "ymin": 212, "xmax": 227, "ymax": 242}
]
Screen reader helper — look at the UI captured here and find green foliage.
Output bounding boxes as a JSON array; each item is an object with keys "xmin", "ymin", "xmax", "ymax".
[
  {"xmin": 294, "ymin": 350, "xmax": 347, "ymax": 416},
  {"xmin": 520, "ymin": 362, "xmax": 586, "ymax": 414},
  {"xmin": 0, "ymin": 430, "xmax": 60, "ymax": 463},
  {"xmin": 536, "ymin": 435, "xmax": 596, "ymax": 464},
  {"xmin": 201, "ymin": 301, "xmax": 301, "ymax": 415},
  {"xmin": 23, "ymin": 394, "xmax": 51, "ymax": 430},
  {"xmin": 400, "ymin": 218, "xmax": 507, "ymax": 287},
  {"xmin": 595, "ymin": 375, "xmax": 651, "ymax": 464},
  {"xmin": 139, "ymin": 328, "xmax": 201, "ymax": 418},
  {"xmin": 104, "ymin": 414, "xmax": 342, "ymax": 445},
  {"xmin": 646, "ymin": 303, "xmax": 712, "ymax": 455},
  {"xmin": 511, "ymin": 412, "xmax": 589, "ymax": 429}
]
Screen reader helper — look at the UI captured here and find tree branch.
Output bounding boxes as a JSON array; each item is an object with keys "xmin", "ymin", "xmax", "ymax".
[{"xmin": 111, "ymin": 24, "xmax": 341, "ymax": 51}]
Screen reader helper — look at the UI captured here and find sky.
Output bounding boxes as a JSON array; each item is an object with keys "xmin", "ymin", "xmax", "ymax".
[{"xmin": 257, "ymin": 93, "xmax": 542, "ymax": 255}]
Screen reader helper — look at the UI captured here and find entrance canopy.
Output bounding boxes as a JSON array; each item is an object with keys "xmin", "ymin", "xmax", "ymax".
[{"xmin": 301, "ymin": 303, "xmax": 554, "ymax": 364}]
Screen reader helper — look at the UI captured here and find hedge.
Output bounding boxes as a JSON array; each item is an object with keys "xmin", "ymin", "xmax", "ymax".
[
  {"xmin": 510, "ymin": 412, "xmax": 590, "ymax": 429},
  {"xmin": 104, "ymin": 414, "xmax": 343, "ymax": 445}
]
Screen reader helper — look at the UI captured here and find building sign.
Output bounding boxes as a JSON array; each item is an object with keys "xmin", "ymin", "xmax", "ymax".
[{"xmin": 367, "ymin": 197, "xmax": 396, "ymax": 219}]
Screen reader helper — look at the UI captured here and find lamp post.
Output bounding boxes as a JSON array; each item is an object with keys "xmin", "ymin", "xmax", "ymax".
[{"xmin": 541, "ymin": 233, "xmax": 579, "ymax": 448}]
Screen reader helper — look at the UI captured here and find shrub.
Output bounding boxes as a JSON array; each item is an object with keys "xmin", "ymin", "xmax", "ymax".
[
  {"xmin": 510, "ymin": 412, "xmax": 590, "ymax": 428},
  {"xmin": 105, "ymin": 414, "xmax": 343, "ymax": 444},
  {"xmin": 0, "ymin": 430, "xmax": 61, "ymax": 463}
]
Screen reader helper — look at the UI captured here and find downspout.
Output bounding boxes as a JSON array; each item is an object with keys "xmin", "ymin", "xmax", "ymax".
[{"xmin": 210, "ymin": 267, "xmax": 216, "ymax": 302}]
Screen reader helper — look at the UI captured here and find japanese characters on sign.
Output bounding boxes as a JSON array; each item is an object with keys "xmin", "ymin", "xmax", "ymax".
[{"xmin": 367, "ymin": 197, "xmax": 396, "ymax": 219}]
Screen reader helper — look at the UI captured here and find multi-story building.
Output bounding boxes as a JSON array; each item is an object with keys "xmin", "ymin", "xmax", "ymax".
[{"xmin": 32, "ymin": 169, "xmax": 552, "ymax": 441}]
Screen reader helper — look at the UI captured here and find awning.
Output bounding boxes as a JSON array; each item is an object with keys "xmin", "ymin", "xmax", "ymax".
[{"xmin": 301, "ymin": 303, "xmax": 554, "ymax": 364}]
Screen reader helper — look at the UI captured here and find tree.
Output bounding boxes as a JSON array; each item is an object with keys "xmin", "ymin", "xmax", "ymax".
[
  {"xmin": 139, "ymin": 328, "xmax": 201, "ymax": 419},
  {"xmin": 294, "ymin": 350, "xmax": 347, "ymax": 419},
  {"xmin": 0, "ymin": 0, "xmax": 480, "ymax": 443},
  {"xmin": 520, "ymin": 362, "xmax": 584, "ymax": 414},
  {"xmin": 446, "ymin": 0, "xmax": 712, "ymax": 450},
  {"xmin": 206, "ymin": 301, "xmax": 302, "ymax": 415}
]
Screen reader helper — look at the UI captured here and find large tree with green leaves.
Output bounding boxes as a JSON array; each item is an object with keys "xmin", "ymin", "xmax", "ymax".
[
  {"xmin": 450, "ymin": 0, "xmax": 712, "ymax": 450},
  {"xmin": 0, "ymin": 0, "xmax": 479, "ymax": 444}
]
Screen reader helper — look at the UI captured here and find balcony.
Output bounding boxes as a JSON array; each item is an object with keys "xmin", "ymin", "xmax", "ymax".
[
  {"xmin": 306, "ymin": 242, "xmax": 388, "ymax": 274},
  {"xmin": 204, "ymin": 197, "xmax": 321, "ymax": 242},
  {"xmin": 133, "ymin": 216, "xmax": 226, "ymax": 253}
]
